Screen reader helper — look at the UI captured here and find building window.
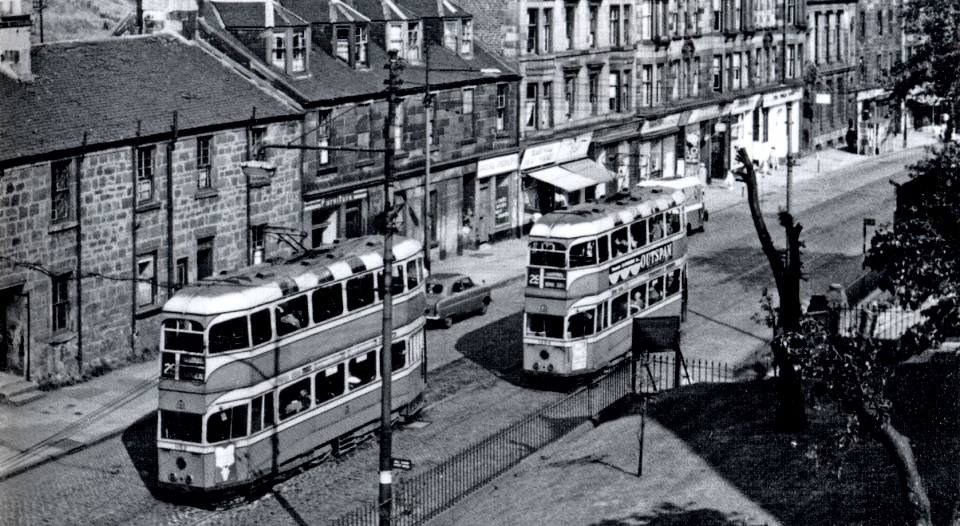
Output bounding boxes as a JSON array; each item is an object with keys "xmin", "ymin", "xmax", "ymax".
[
  {"xmin": 317, "ymin": 111, "xmax": 331, "ymax": 166},
  {"xmin": 407, "ymin": 22, "xmax": 421, "ymax": 61},
  {"xmin": 877, "ymin": 10, "xmax": 883, "ymax": 35},
  {"xmin": 640, "ymin": 0, "xmax": 651, "ymax": 40},
  {"xmin": 52, "ymin": 273, "xmax": 70, "ymax": 332},
  {"xmin": 712, "ymin": 0, "xmax": 721, "ymax": 32},
  {"xmin": 336, "ymin": 26, "xmax": 350, "ymax": 62},
  {"xmin": 543, "ymin": 9, "xmax": 553, "ymax": 53},
  {"xmin": 197, "ymin": 136, "xmax": 212, "ymax": 189},
  {"xmin": 526, "ymin": 9, "xmax": 539, "ymax": 53},
  {"xmin": 621, "ymin": 69, "xmax": 631, "ymax": 111},
  {"xmin": 175, "ymin": 258, "xmax": 188, "ymax": 291},
  {"xmin": 51, "ymin": 159, "xmax": 71, "ymax": 223},
  {"xmin": 762, "ymin": 107, "xmax": 770, "ymax": 142},
  {"xmin": 589, "ymin": 71, "xmax": 600, "ymax": 115},
  {"xmin": 653, "ymin": 0, "xmax": 667, "ymax": 38},
  {"xmin": 445, "ymin": 20, "xmax": 458, "ymax": 51},
  {"xmin": 292, "ymin": 29, "xmax": 306, "ymax": 72},
  {"xmin": 565, "ymin": 5, "xmax": 575, "ymax": 49},
  {"xmin": 345, "ymin": 201, "xmax": 363, "ymax": 238},
  {"xmin": 692, "ymin": 57, "xmax": 700, "ymax": 96},
  {"xmin": 787, "ymin": 0, "xmax": 796, "ymax": 24},
  {"xmin": 564, "ymin": 73, "xmax": 577, "ymax": 120},
  {"xmin": 609, "ymin": 71, "xmax": 622, "ymax": 111},
  {"xmin": 712, "ymin": 55, "xmax": 722, "ymax": 92},
  {"xmin": 136, "ymin": 146, "xmax": 155, "ymax": 204},
  {"xmin": 588, "ymin": 5, "xmax": 598, "ymax": 47},
  {"xmin": 610, "ymin": 6, "xmax": 621, "ymax": 46},
  {"xmin": 787, "ymin": 45, "xmax": 796, "ymax": 78},
  {"xmin": 311, "ymin": 208, "xmax": 337, "ymax": 247},
  {"xmin": 525, "ymin": 83, "xmax": 539, "ymax": 129},
  {"xmin": 641, "ymin": 65, "xmax": 653, "ymax": 106},
  {"xmin": 387, "ymin": 22, "xmax": 404, "ymax": 54},
  {"xmin": 251, "ymin": 127, "xmax": 266, "ymax": 161},
  {"xmin": 623, "ymin": 5, "xmax": 632, "ymax": 44},
  {"xmin": 197, "ymin": 236, "xmax": 214, "ymax": 280},
  {"xmin": 272, "ymin": 30, "xmax": 286, "ymax": 69},
  {"xmin": 354, "ymin": 25, "xmax": 368, "ymax": 66},
  {"xmin": 752, "ymin": 108, "xmax": 761, "ymax": 140},
  {"xmin": 462, "ymin": 88, "xmax": 475, "ymax": 135},
  {"xmin": 251, "ymin": 225, "xmax": 266, "ymax": 265},
  {"xmin": 357, "ymin": 103, "xmax": 371, "ymax": 158},
  {"xmin": 733, "ymin": 53, "xmax": 742, "ymax": 89},
  {"xmin": 496, "ymin": 84, "xmax": 508, "ymax": 131},
  {"xmin": 137, "ymin": 253, "xmax": 157, "ymax": 307},
  {"xmin": 669, "ymin": 61, "xmax": 679, "ymax": 99},
  {"xmin": 541, "ymin": 82, "xmax": 554, "ymax": 129},
  {"xmin": 655, "ymin": 63, "xmax": 664, "ymax": 103},
  {"xmin": 461, "ymin": 19, "xmax": 473, "ymax": 55}
]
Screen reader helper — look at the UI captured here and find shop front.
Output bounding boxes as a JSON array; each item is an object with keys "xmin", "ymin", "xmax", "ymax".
[
  {"xmin": 521, "ymin": 133, "xmax": 616, "ymax": 223},
  {"xmin": 303, "ymin": 188, "xmax": 370, "ymax": 249},
  {"xmin": 473, "ymin": 152, "xmax": 521, "ymax": 244},
  {"xmin": 637, "ymin": 113, "xmax": 682, "ymax": 182}
]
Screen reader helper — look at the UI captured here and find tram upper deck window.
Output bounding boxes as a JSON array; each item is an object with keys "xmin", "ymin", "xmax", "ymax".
[
  {"xmin": 160, "ymin": 410, "xmax": 202, "ymax": 443},
  {"xmin": 312, "ymin": 283, "xmax": 344, "ymax": 323},
  {"xmin": 162, "ymin": 319, "xmax": 204, "ymax": 353},
  {"xmin": 630, "ymin": 219, "xmax": 648, "ymax": 249},
  {"xmin": 611, "ymin": 227, "xmax": 630, "ymax": 257},
  {"xmin": 529, "ymin": 241, "xmax": 567, "ymax": 268},
  {"xmin": 666, "ymin": 209, "xmax": 682, "ymax": 235},
  {"xmin": 567, "ymin": 309, "xmax": 596, "ymax": 338},
  {"xmin": 526, "ymin": 313, "xmax": 564, "ymax": 338},
  {"xmin": 347, "ymin": 273, "xmax": 376, "ymax": 311},
  {"xmin": 348, "ymin": 351, "xmax": 377, "ymax": 390},
  {"xmin": 315, "ymin": 364, "xmax": 346, "ymax": 404},
  {"xmin": 597, "ymin": 235, "xmax": 610, "ymax": 263},
  {"xmin": 569, "ymin": 240, "xmax": 597, "ymax": 268},
  {"xmin": 277, "ymin": 295, "xmax": 309, "ymax": 337},
  {"xmin": 280, "ymin": 378, "xmax": 312, "ymax": 420},
  {"xmin": 649, "ymin": 214, "xmax": 665, "ymax": 241},
  {"xmin": 209, "ymin": 317, "xmax": 250, "ymax": 354},
  {"xmin": 251, "ymin": 309, "xmax": 272, "ymax": 346},
  {"xmin": 377, "ymin": 265, "xmax": 405, "ymax": 298},
  {"xmin": 206, "ymin": 404, "xmax": 249, "ymax": 443}
]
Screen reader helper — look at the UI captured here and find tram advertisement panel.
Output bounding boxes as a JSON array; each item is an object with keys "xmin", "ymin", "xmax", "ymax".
[{"xmin": 608, "ymin": 237, "xmax": 686, "ymax": 285}]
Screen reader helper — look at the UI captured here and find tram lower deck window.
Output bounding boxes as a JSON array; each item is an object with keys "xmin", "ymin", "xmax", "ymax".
[
  {"xmin": 568, "ymin": 310, "xmax": 596, "ymax": 338},
  {"xmin": 666, "ymin": 268, "xmax": 681, "ymax": 296},
  {"xmin": 207, "ymin": 404, "xmax": 249, "ymax": 443},
  {"xmin": 280, "ymin": 378, "xmax": 312, "ymax": 419},
  {"xmin": 611, "ymin": 293, "xmax": 629, "ymax": 323},
  {"xmin": 348, "ymin": 351, "xmax": 377, "ymax": 389},
  {"xmin": 526, "ymin": 314, "xmax": 564, "ymax": 338},
  {"xmin": 316, "ymin": 364, "xmax": 346, "ymax": 404},
  {"xmin": 392, "ymin": 341, "xmax": 407, "ymax": 371},
  {"xmin": 160, "ymin": 410, "xmax": 202, "ymax": 443}
]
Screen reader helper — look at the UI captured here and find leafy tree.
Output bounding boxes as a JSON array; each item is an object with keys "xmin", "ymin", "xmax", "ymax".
[
  {"xmin": 735, "ymin": 148, "xmax": 807, "ymax": 432},
  {"xmin": 894, "ymin": 0, "xmax": 960, "ymax": 140}
]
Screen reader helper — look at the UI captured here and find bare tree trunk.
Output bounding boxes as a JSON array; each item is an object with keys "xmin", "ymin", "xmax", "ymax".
[
  {"xmin": 855, "ymin": 402, "xmax": 933, "ymax": 526},
  {"xmin": 736, "ymin": 148, "xmax": 808, "ymax": 432}
]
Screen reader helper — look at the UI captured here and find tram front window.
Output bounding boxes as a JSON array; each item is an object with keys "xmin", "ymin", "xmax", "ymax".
[
  {"xmin": 569, "ymin": 240, "xmax": 597, "ymax": 268},
  {"xmin": 160, "ymin": 410, "xmax": 202, "ymax": 443},
  {"xmin": 162, "ymin": 319, "xmax": 204, "ymax": 353},
  {"xmin": 526, "ymin": 313, "xmax": 564, "ymax": 338},
  {"xmin": 529, "ymin": 241, "xmax": 567, "ymax": 268},
  {"xmin": 567, "ymin": 310, "xmax": 596, "ymax": 338}
]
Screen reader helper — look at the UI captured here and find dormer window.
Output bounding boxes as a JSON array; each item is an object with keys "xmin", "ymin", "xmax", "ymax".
[
  {"xmin": 336, "ymin": 26, "xmax": 351, "ymax": 62},
  {"xmin": 272, "ymin": 31, "xmax": 287, "ymax": 69},
  {"xmin": 354, "ymin": 25, "xmax": 368, "ymax": 66},
  {"xmin": 460, "ymin": 19, "xmax": 473, "ymax": 55},
  {"xmin": 292, "ymin": 30, "xmax": 306, "ymax": 72},
  {"xmin": 407, "ymin": 22, "xmax": 421, "ymax": 61},
  {"xmin": 444, "ymin": 20, "xmax": 457, "ymax": 50},
  {"xmin": 443, "ymin": 18, "xmax": 473, "ymax": 56}
]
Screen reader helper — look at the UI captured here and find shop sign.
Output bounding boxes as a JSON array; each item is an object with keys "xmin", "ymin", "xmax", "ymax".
[
  {"xmin": 478, "ymin": 153, "xmax": 520, "ymax": 178},
  {"xmin": 309, "ymin": 189, "xmax": 368, "ymax": 210},
  {"xmin": 815, "ymin": 93, "xmax": 832, "ymax": 105},
  {"xmin": 521, "ymin": 133, "xmax": 593, "ymax": 170}
]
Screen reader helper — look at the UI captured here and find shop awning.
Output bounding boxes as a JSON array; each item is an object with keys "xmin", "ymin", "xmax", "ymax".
[
  {"xmin": 560, "ymin": 159, "xmax": 616, "ymax": 184},
  {"xmin": 526, "ymin": 165, "xmax": 601, "ymax": 193}
]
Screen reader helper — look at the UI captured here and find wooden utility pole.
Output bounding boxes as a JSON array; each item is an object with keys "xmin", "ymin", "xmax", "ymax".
[
  {"xmin": 379, "ymin": 50, "xmax": 402, "ymax": 526},
  {"xmin": 422, "ymin": 45, "xmax": 433, "ymax": 272},
  {"xmin": 782, "ymin": 0, "xmax": 793, "ymax": 214}
]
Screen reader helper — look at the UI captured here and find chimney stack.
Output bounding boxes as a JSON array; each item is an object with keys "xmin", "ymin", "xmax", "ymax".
[
  {"xmin": 141, "ymin": 0, "xmax": 199, "ymax": 38},
  {"xmin": 264, "ymin": 0, "xmax": 275, "ymax": 28}
]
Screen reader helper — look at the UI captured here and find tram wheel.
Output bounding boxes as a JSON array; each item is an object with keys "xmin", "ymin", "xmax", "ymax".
[{"xmin": 442, "ymin": 316, "xmax": 454, "ymax": 329}]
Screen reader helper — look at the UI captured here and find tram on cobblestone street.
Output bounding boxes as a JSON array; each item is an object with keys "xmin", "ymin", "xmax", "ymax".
[
  {"xmin": 154, "ymin": 236, "xmax": 426, "ymax": 499},
  {"xmin": 524, "ymin": 186, "xmax": 688, "ymax": 377}
]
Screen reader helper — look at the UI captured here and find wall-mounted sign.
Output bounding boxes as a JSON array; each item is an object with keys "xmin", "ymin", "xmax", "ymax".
[
  {"xmin": 478, "ymin": 153, "xmax": 520, "ymax": 178},
  {"xmin": 815, "ymin": 93, "xmax": 832, "ymax": 105},
  {"xmin": 308, "ymin": 189, "xmax": 368, "ymax": 211},
  {"xmin": 521, "ymin": 133, "xmax": 593, "ymax": 170}
]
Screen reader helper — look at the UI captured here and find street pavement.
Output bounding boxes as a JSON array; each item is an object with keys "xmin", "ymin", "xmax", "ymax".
[{"xmin": 0, "ymin": 127, "xmax": 941, "ymax": 513}]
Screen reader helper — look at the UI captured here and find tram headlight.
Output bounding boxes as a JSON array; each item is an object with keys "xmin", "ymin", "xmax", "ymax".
[
  {"xmin": 169, "ymin": 473, "xmax": 177, "ymax": 482},
  {"xmin": 547, "ymin": 364, "xmax": 554, "ymax": 373},
  {"xmin": 539, "ymin": 350, "xmax": 550, "ymax": 360},
  {"xmin": 185, "ymin": 475, "xmax": 193, "ymax": 485},
  {"xmin": 176, "ymin": 457, "xmax": 187, "ymax": 470},
  {"xmin": 533, "ymin": 362, "xmax": 539, "ymax": 371}
]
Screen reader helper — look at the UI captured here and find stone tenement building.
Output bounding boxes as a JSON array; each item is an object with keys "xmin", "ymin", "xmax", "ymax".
[
  {"xmin": 802, "ymin": 0, "xmax": 857, "ymax": 152},
  {"xmin": 851, "ymin": 0, "xmax": 903, "ymax": 155},
  {"xmin": 188, "ymin": 0, "xmax": 521, "ymax": 259},
  {"xmin": 0, "ymin": 30, "xmax": 303, "ymax": 384}
]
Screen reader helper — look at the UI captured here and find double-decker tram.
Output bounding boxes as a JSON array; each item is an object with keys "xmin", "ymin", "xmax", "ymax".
[
  {"xmin": 155, "ymin": 236, "xmax": 426, "ymax": 498},
  {"xmin": 524, "ymin": 186, "xmax": 688, "ymax": 376}
]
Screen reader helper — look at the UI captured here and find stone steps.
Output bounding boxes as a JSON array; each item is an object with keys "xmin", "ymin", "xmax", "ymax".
[{"xmin": 0, "ymin": 373, "xmax": 45, "ymax": 406}]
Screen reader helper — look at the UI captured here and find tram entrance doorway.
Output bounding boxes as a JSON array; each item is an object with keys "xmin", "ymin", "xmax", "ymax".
[{"xmin": 0, "ymin": 286, "xmax": 27, "ymax": 377}]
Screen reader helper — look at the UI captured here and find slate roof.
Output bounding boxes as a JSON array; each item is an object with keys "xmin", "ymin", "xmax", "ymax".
[
  {"xmin": 214, "ymin": 1, "xmax": 308, "ymax": 27},
  {"xmin": 400, "ymin": 0, "xmax": 467, "ymax": 17},
  {"xmin": 0, "ymin": 34, "xmax": 300, "ymax": 166}
]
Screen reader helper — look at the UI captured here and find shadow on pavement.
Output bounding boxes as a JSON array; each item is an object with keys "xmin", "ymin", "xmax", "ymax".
[
  {"xmin": 590, "ymin": 503, "xmax": 756, "ymax": 526},
  {"xmin": 122, "ymin": 413, "xmax": 161, "ymax": 498}
]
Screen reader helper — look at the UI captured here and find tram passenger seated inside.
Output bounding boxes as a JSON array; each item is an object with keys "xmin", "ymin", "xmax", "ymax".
[
  {"xmin": 277, "ymin": 305, "xmax": 301, "ymax": 333},
  {"xmin": 649, "ymin": 217, "xmax": 664, "ymax": 241},
  {"xmin": 611, "ymin": 228, "xmax": 629, "ymax": 257},
  {"xmin": 631, "ymin": 285, "xmax": 647, "ymax": 313},
  {"xmin": 666, "ymin": 269, "xmax": 681, "ymax": 296},
  {"xmin": 648, "ymin": 277, "xmax": 664, "ymax": 304},
  {"xmin": 567, "ymin": 310, "xmax": 596, "ymax": 338},
  {"xmin": 569, "ymin": 240, "xmax": 597, "ymax": 267},
  {"xmin": 284, "ymin": 389, "xmax": 309, "ymax": 417}
]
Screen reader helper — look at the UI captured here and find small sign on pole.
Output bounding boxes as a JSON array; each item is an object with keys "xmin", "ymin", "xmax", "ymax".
[
  {"xmin": 391, "ymin": 458, "xmax": 413, "ymax": 471},
  {"xmin": 815, "ymin": 93, "xmax": 832, "ymax": 105}
]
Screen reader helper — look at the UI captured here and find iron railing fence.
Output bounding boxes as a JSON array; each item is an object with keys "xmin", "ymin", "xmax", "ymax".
[{"xmin": 330, "ymin": 353, "xmax": 736, "ymax": 526}]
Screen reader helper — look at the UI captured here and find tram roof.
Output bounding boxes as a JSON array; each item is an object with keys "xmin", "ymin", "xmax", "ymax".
[
  {"xmin": 529, "ymin": 187, "xmax": 686, "ymax": 240},
  {"xmin": 163, "ymin": 236, "xmax": 422, "ymax": 317}
]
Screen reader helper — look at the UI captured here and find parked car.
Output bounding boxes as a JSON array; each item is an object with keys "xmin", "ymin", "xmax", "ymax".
[{"xmin": 424, "ymin": 273, "xmax": 492, "ymax": 328}]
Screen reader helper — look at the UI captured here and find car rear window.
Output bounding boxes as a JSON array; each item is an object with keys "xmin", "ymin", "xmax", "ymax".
[{"xmin": 427, "ymin": 283, "xmax": 444, "ymax": 295}]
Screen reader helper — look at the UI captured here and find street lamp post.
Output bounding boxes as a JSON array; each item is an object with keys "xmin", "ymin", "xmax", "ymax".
[{"xmin": 782, "ymin": 0, "xmax": 794, "ymax": 214}]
